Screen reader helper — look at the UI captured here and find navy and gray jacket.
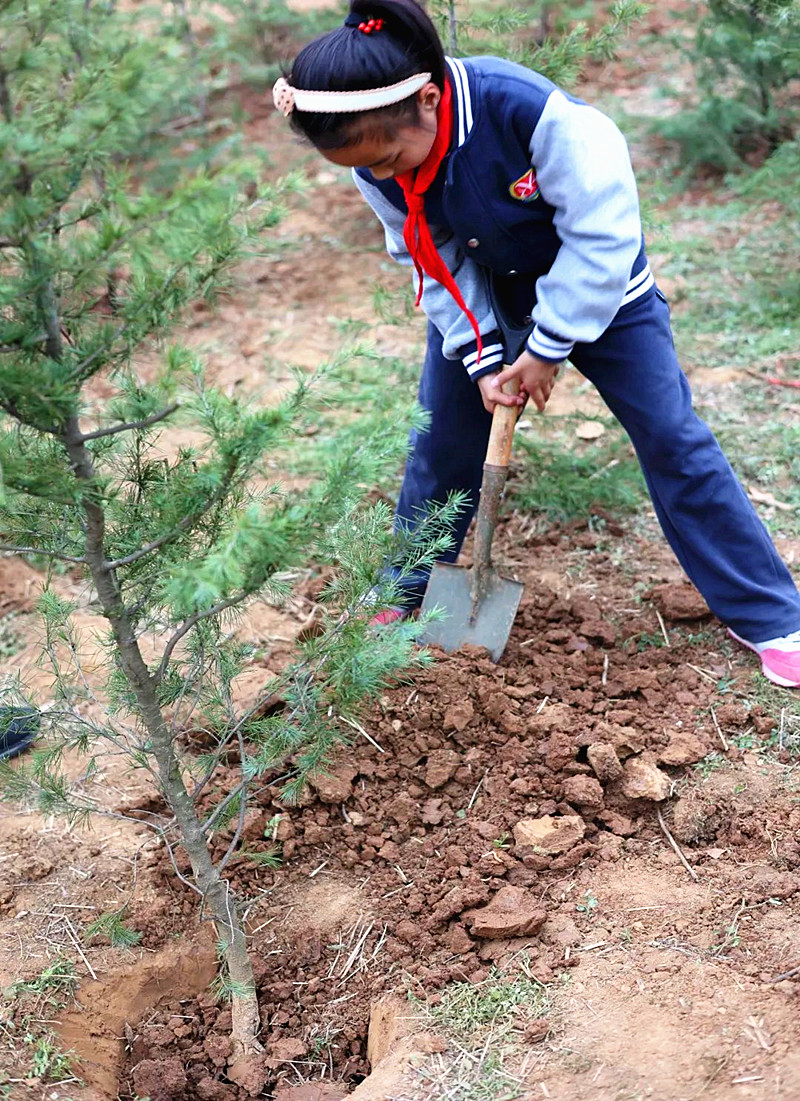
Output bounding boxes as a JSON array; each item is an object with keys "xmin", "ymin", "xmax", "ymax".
[{"xmin": 354, "ymin": 55, "xmax": 653, "ymax": 381}]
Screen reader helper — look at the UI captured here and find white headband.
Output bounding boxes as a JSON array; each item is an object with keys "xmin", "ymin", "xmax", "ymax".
[{"xmin": 272, "ymin": 73, "xmax": 431, "ymax": 117}]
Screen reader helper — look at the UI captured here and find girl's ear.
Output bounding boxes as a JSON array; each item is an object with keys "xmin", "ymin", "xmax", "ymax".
[{"xmin": 417, "ymin": 81, "xmax": 441, "ymax": 115}]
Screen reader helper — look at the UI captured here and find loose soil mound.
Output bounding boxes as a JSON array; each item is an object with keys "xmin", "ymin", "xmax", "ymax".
[{"xmin": 117, "ymin": 522, "xmax": 797, "ymax": 1099}]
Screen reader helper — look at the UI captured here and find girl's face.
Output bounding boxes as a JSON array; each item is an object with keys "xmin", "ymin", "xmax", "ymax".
[{"xmin": 319, "ymin": 83, "xmax": 441, "ymax": 180}]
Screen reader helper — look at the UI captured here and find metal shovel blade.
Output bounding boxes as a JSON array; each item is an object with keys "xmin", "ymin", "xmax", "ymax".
[{"xmin": 418, "ymin": 562, "xmax": 524, "ymax": 662}]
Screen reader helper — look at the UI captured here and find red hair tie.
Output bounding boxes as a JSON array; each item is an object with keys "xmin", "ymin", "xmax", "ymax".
[{"xmin": 358, "ymin": 17, "xmax": 384, "ymax": 33}]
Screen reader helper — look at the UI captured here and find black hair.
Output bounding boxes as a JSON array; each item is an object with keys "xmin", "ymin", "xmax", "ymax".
[{"xmin": 286, "ymin": 0, "xmax": 445, "ymax": 150}]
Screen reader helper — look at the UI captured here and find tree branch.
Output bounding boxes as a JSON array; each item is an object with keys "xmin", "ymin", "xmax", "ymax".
[
  {"xmin": 105, "ymin": 457, "xmax": 238, "ymax": 571},
  {"xmin": 0, "ymin": 544, "xmax": 85, "ymax": 564},
  {"xmin": 79, "ymin": 402, "xmax": 179, "ymax": 442},
  {"xmin": 156, "ymin": 591, "xmax": 249, "ymax": 684},
  {"xmin": 218, "ymin": 726, "xmax": 249, "ymax": 872}
]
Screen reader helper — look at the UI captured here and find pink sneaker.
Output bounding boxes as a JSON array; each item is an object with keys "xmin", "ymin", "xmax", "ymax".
[
  {"xmin": 728, "ymin": 628, "xmax": 800, "ymax": 687},
  {"xmin": 370, "ymin": 607, "xmax": 410, "ymax": 627}
]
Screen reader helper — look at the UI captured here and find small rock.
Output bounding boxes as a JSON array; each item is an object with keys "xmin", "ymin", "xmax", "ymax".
[
  {"xmin": 587, "ymin": 742, "xmax": 623, "ymax": 782},
  {"xmin": 424, "ymin": 749, "xmax": 461, "ymax": 789},
  {"xmin": 513, "ymin": 815, "xmax": 586, "ymax": 854},
  {"xmin": 309, "ymin": 765, "xmax": 357, "ymax": 804},
  {"xmin": 619, "ymin": 753, "xmax": 671, "ymax": 801},
  {"xmin": 561, "ymin": 775, "xmax": 604, "ymax": 809},
  {"xmin": 463, "ymin": 885, "xmax": 547, "ymax": 939},
  {"xmin": 658, "ymin": 729, "xmax": 709, "ymax": 767}
]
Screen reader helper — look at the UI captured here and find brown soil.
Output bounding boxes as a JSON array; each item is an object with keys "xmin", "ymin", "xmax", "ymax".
[{"xmin": 111, "ymin": 520, "xmax": 800, "ymax": 1100}]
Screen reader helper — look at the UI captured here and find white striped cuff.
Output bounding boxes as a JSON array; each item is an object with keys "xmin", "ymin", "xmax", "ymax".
[
  {"xmin": 526, "ymin": 325, "xmax": 573, "ymax": 362},
  {"xmin": 463, "ymin": 342, "xmax": 504, "ymax": 377},
  {"xmin": 621, "ymin": 264, "xmax": 654, "ymax": 306}
]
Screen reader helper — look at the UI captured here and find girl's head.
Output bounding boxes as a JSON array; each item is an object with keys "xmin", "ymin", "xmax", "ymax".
[{"xmin": 278, "ymin": 0, "xmax": 446, "ymax": 177}]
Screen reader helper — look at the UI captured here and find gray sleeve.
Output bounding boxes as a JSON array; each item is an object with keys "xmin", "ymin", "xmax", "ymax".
[
  {"xmin": 526, "ymin": 90, "xmax": 642, "ymax": 362},
  {"xmin": 352, "ymin": 171, "xmax": 505, "ymax": 378}
]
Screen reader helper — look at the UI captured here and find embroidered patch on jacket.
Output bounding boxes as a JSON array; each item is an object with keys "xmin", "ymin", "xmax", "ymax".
[{"xmin": 509, "ymin": 168, "xmax": 540, "ymax": 202}]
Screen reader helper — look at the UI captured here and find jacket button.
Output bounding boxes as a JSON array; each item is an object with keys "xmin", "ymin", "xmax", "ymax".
[
  {"xmin": 508, "ymin": 269, "xmax": 517, "ymax": 275},
  {"xmin": 467, "ymin": 237, "xmax": 479, "ymax": 248}
]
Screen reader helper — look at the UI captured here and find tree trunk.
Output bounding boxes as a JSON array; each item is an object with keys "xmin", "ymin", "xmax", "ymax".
[{"xmin": 60, "ymin": 413, "xmax": 262, "ymax": 1059}]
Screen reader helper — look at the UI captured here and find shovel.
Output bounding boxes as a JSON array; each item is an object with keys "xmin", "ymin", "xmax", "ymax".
[{"xmin": 418, "ymin": 380, "xmax": 524, "ymax": 661}]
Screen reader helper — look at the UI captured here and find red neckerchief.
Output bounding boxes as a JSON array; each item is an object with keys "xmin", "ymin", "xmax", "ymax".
[{"xmin": 396, "ymin": 77, "xmax": 483, "ymax": 364}]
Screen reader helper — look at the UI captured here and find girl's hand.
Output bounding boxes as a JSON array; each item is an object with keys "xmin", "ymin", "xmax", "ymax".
[
  {"xmin": 477, "ymin": 371, "xmax": 525, "ymax": 414},
  {"xmin": 492, "ymin": 351, "xmax": 561, "ymax": 413}
]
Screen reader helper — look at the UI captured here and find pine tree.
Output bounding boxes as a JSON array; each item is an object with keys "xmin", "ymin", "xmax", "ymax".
[
  {"xmin": 657, "ymin": 0, "xmax": 800, "ymax": 171},
  {"xmin": 0, "ymin": 0, "xmax": 459, "ymax": 1076},
  {"xmin": 430, "ymin": 0, "xmax": 647, "ymax": 88}
]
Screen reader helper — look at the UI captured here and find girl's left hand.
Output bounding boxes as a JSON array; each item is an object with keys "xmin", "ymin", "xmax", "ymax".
[{"xmin": 491, "ymin": 350, "xmax": 562, "ymax": 413}]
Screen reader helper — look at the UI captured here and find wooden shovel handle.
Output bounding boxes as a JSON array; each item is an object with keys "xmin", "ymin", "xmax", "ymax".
[{"xmin": 485, "ymin": 377, "xmax": 520, "ymax": 467}]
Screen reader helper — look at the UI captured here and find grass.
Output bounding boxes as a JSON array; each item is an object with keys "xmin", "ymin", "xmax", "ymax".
[
  {"xmin": 4, "ymin": 958, "xmax": 80, "ymax": 1087},
  {"xmin": 407, "ymin": 963, "xmax": 553, "ymax": 1101},
  {"xmin": 511, "ymin": 421, "xmax": 645, "ymax": 520},
  {"xmin": 8, "ymin": 958, "xmax": 78, "ymax": 1006}
]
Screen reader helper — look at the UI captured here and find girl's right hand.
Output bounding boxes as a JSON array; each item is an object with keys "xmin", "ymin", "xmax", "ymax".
[{"xmin": 477, "ymin": 371, "xmax": 525, "ymax": 414}]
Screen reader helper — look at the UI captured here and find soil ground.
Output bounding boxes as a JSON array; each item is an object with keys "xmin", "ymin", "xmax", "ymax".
[{"xmin": 3, "ymin": 5, "xmax": 800, "ymax": 1101}]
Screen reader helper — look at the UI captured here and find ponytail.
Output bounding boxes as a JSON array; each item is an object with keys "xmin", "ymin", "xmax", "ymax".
[{"xmin": 286, "ymin": 0, "xmax": 445, "ymax": 149}]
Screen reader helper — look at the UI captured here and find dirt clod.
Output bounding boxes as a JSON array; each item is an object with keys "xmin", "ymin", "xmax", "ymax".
[
  {"xmin": 226, "ymin": 1053, "xmax": 270, "ymax": 1096},
  {"xmin": 309, "ymin": 766, "xmax": 357, "ymax": 804},
  {"xmin": 657, "ymin": 729, "xmax": 710, "ymax": 766},
  {"xmin": 132, "ymin": 1056, "xmax": 187, "ymax": 1101},
  {"xmin": 652, "ymin": 582, "xmax": 711, "ymax": 621},
  {"xmin": 463, "ymin": 885, "xmax": 547, "ymax": 939},
  {"xmin": 587, "ymin": 742, "xmax": 623, "ymax": 782},
  {"xmin": 619, "ymin": 753, "xmax": 671, "ymax": 801},
  {"xmin": 561, "ymin": 775, "xmax": 604, "ymax": 809},
  {"xmin": 513, "ymin": 815, "xmax": 586, "ymax": 854}
]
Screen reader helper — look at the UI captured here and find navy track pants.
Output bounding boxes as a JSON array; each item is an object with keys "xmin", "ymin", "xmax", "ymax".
[{"xmin": 393, "ymin": 288, "xmax": 800, "ymax": 643}]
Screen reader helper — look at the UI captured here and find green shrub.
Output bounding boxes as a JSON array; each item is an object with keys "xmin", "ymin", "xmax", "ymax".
[{"xmin": 656, "ymin": 0, "xmax": 800, "ymax": 172}]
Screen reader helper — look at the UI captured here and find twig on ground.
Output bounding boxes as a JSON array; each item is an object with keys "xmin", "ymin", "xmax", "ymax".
[
  {"xmin": 656, "ymin": 807, "xmax": 698, "ymax": 882},
  {"xmin": 62, "ymin": 915, "xmax": 98, "ymax": 980},
  {"xmin": 535, "ymin": 695, "xmax": 549, "ymax": 714},
  {"xmin": 769, "ymin": 963, "xmax": 800, "ymax": 983},
  {"xmin": 710, "ymin": 707, "xmax": 728, "ymax": 752},
  {"xmin": 686, "ymin": 662, "xmax": 717, "ymax": 684},
  {"xmin": 339, "ymin": 714, "xmax": 385, "ymax": 753},
  {"xmin": 467, "ymin": 772, "xmax": 486, "ymax": 811},
  {"xmin": 655, "ymin": 610, "xmax": 670, "ymax": 646}
]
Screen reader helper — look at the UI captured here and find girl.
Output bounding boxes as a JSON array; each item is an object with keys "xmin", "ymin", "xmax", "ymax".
[{"xmin": 273, "ymin": 0, "xmax": 800, "ymax": 688}]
